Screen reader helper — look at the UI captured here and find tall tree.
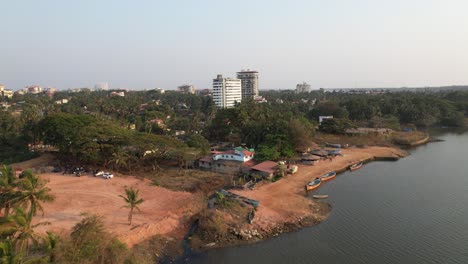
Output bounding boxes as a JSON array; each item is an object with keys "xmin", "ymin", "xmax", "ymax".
[
  {"xmin": 0, "ymin": 166, "xmax": 18, "ymax": 217},
  {"xmin": 119, "ymin": 187, "xmax": 144, "ymax": 225},
  {"xmin": 15, "ymin": 171, "xmax": 55, "ymax": 220}
]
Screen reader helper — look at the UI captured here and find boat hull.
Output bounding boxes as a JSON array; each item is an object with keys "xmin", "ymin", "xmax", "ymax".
[
  {"xmin": 313, "ymin": 195, "xmax": 328, "ymax": 199},
  {"xmin": 320, "ymin": 172, "xmax": 337, "ymax": 182},
  {"xmin": 350, "ymin": 162, "xmax": 363, "ymax": 171},
  {"xmin": 306, "ymin": 181, "xmax": 321, "ymax": 191}
]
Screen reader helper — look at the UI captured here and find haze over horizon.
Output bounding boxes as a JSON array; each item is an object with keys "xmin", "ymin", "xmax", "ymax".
[{"xmin": 1, "ymin": 0, "xmax": 468, "ymax": 90}]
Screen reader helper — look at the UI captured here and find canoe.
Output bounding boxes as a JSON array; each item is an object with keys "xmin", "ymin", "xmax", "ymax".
[
  {"xmin": 313, "ymin": 195, "xmax": 329, "ymax": 199},
  {"xmin": 320, "ymin": 171, "xmax": 337, "ymax": 182},
  {"xmin": 306, "ymin": 178, "xmax": 321, "ymax": 191},
  {"xmin": 350, "ymin": 162, "xmax": 363, "ymax": 171}
]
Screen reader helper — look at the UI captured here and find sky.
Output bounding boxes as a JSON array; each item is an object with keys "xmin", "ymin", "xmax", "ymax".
[{"xmin": 1, "ymin": 0, "xmax": 468, "ymax": 90}]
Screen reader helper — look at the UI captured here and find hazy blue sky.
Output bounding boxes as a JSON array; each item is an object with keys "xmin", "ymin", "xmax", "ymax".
[{"xmin": 1, "ymin": 0, "xmax": 468, "ymax": 90}]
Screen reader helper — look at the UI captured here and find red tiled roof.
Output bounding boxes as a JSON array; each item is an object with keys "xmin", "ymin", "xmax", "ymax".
[
  {"xmin": 251, "ymin": 161, "xmax": 277, "ymax": 174},
  {"xmin": 242, "ymin": 150, "xmax": 254, "ymax": 156}
]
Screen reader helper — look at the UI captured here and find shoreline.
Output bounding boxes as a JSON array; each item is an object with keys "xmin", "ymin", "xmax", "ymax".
[
  {"xmin": 189, "ymin": 146, "xmax": 408, "ymax": 251},
  {"xmin": 19, "ymin": 146, "xmax": 409, "ymax": 261}
]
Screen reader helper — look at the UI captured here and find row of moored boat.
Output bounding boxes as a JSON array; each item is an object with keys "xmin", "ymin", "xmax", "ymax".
[{"xmin": 306, "ymin": 161, "xmax": 364, "ymax": 192}]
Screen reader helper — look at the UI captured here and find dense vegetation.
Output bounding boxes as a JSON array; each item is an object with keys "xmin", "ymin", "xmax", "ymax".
[{"xmin": 1, "ymin": 88, "xmax": 467, "ymax": 166}]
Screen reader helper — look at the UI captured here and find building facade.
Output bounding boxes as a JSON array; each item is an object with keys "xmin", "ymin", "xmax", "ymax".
[
  {"xmin": 236, "ymin": 70, "xmax": 259, "ymax": 100},
  {"xmin": 296, "ymin": 82, "xmax": 311, "ymax": 93},
  {"xmin": 178, "ymin": 84, "xmax": 195, "ymax": 94},
  {"xmin": 212, "ymin": 74, "xmax": 242, "ymax": 108},
  {"xmin": 212, "ymin": 147, "xmax": 255, "ymax": 162},
  {"xmin": 0, "ymin": 85, "xmax": 14, "ymax": 99}
]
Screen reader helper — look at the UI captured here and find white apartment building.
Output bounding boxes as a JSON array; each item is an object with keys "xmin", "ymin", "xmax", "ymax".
[{"xmin": 212, "ymin": 74, "xmax": 242, "ymax": 108}]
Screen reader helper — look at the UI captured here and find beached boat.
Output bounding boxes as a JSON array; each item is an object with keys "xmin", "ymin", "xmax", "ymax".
[
  {"xmin": 320, "ymin": 171, "xmax": 337, "ymax": 182},
  {"xmin": 306, "ymin": 178, "xmax": 322, "ymax": 191},
  {"xmin": 313, "ymin": 195, "xmax": 328, "ymax": 199},
  {"xmin": 349, "ymin": 162, "xmax": 363, "ymax": 171}
]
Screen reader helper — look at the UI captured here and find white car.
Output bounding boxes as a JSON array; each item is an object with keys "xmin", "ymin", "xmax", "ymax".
[{"xmin": 102, "ymin": 173, "xmax": 114, "ymax": 179}]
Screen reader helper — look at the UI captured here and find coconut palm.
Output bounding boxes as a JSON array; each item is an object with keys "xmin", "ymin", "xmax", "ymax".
[
  {"xmin": 2, "ymin": 207, "xmax": 49, "ymax": 256},
  {"xmin": 0, "ymin": 240, "xmax": 20, "ymax": 264},
  {"xmin": 108, "ymin": 148, "xmax": 131, "ymax": 171},
  {"xmin": 118, "ymin": 187, "xmax": 144, "ymax": 225},
  {"xmin": 15, "ymin": 171, "xmax": 54, "ymax": 220},
  {"xmin": 0, "ymin": 165, "xmax": 18, "ymax": 217}
]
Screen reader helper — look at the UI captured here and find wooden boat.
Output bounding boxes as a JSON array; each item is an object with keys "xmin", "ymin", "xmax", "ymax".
[
  {"xmin": 306, "ymin": 178, "xmax": 322, "ymax": 191},
  {"xmin": 349, "ymin": 162, "xmax": 363, "ymax": 171},
  {"xmin": 313, "ymin": 195, "xmax": 329, "ymax": 199},
  {"xmin": 320, "ymin": 171, "xmax": 337, "ymax": 182}
]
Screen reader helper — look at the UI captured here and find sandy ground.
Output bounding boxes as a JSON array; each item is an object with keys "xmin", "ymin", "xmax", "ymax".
[
  {"xmin": 33, "ymin": 173, "xmax": 203, "ymax": 247},
  {"xmin": 233, "ymin": 146, "xmax": 407, "ymax": 230},
  {"xmin": 23, "ymin": 146, "xmax": 405, "ymax": 248}
]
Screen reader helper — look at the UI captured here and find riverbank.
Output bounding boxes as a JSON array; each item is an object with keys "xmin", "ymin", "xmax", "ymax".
[
  {"xmin": 18, "ymin": 146, "xmax": 407, "ymax": 262},
  {"xmin": 189, "ymin": 146, "xmax": 407, "ymax": 250}
]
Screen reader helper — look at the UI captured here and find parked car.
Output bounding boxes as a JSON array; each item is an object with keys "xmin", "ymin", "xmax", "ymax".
[{"xmin": 103, "ymin": 173, "xmax": 114, "ymax": 179}]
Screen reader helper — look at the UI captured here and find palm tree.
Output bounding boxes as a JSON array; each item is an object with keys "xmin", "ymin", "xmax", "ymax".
[
  {"xmin": 1, "ymin": 207, "xmax": 49, "ymax": 256},
  {"xmin": 0, "ymin": 166, "xmax": 18, "ymax": 217},
  {"xmin": 0, "ymin": 240, "xmax": 20, "ymax": 264},
  {"xmin": 42, "ymin": 232, "xmax": 59, "ymax": 263},
  {"xmin": 108, "ymin": 148, "xmax": 130, "ymax": 171},
  {"xmin": 15, "ymin": 171, "xmax": 55, "ymax": 220},
  {"xmin": 118, "ymin": 187, "xmax": 144, "ymax": 225}
]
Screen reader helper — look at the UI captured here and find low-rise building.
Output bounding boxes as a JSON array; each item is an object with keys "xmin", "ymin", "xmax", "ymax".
[
  {"xmin": 250, "ymin": 161, "xmax": 278, "ymax": 179},
  {"xmin": 110, "ymin": 91, "xmax": 125, "ymax": 97},
  {"xmin": 212, "ymin": 147, "xmax": 255, "ymax": 163},
  {"xmin": 0, "ymin": 85, "xmax": 14, "ymax": 98},
  {"xmin": 55, "ymin": 99, "xmax": 69, "ymax": 104},
  {"xmin": 26, "ymin": 85, "xmax": 42, "ymax": 94}
]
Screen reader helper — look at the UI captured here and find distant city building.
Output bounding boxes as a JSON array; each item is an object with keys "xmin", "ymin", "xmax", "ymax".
[
  {"xmin": 254, "ymin": 95, "xmax": 267, "ymax": 103},
  {"xmin": 55, "ymin": 99, "xmax": 69, "ymax": 105},
  {"xmin": 44, "ymin": 87, "xmax": 57, "ymax": 97},
  {"xmin": 26, "ymin": 85, "xmax": 42, "ymax": 94},
  {"xmin": 296, "ymin": 82, "xmax": 311, "ymax": 93},
  {"xmin": 237, "ymin": 70, "xmax": 259, "ymax": 99},
  {"xmin": 154, "ymin": 88, "xmax": 165, "ymax": 94},
  {"xmin": 94, "ymin": 82, "xmax": 109, "ymax": 91},
  {"xmin": 212, "ymin": 74, "xmax": 242, "ymax": 108},
  {"xmin": 0, "ymin": 85, "xmax": 14, "ymax": 98},
  {"xmin": 178, "ymin": 84, "xmax": 195, "ymax": 94},
  {"xmin": 43, "ymin": 87, "xmax": 57, "ymax": 93},
  {"xmin": 110, "ymin": 91, "xmax": 125, "ymax": 97}
]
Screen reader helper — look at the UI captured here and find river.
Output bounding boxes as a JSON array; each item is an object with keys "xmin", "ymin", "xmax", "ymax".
[{"xmin": 176, "ymin": 131, "xmax": 468, "ymax": 264}]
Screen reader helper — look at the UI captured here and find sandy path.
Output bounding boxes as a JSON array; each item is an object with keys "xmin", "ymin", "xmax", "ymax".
[
  {"xmin": 233, "ymin": 146, "xmax": 406, "ymax": 229},
  {"xmin": 34, "ymin": 173, "xmax": 203, "ymax": 247}
]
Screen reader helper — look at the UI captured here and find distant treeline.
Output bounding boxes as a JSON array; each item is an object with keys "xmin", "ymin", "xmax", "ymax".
[{"xmin": 1, "ymin": 89, "xmax": 467, "ymax": 165}]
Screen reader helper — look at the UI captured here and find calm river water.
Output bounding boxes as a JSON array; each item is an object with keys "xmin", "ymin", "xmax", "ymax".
[{"xmin": 177, "ymin": 131, "xmax": 468, "ymax": 264}]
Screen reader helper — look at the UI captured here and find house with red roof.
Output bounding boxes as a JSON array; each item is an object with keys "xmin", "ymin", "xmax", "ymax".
[{"xmin": 212, "ymin": 147, "xmax": 255, "ymax": 163}]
